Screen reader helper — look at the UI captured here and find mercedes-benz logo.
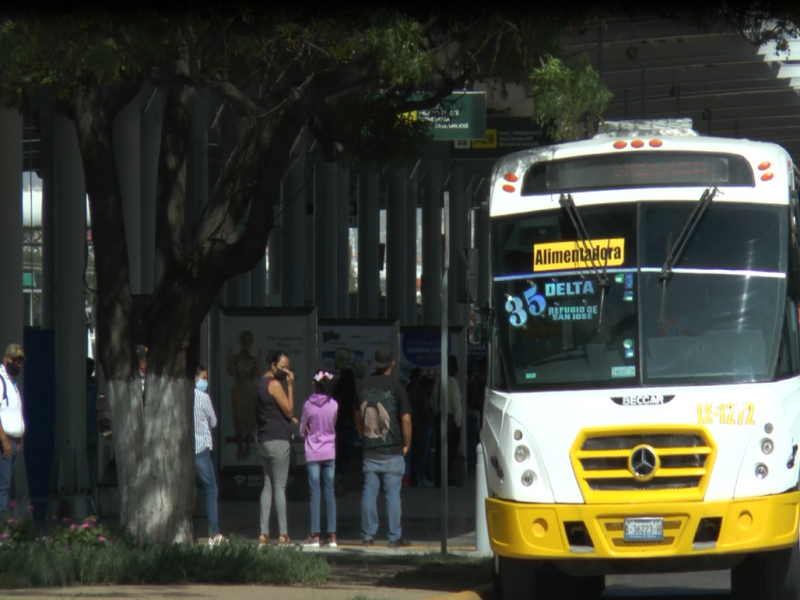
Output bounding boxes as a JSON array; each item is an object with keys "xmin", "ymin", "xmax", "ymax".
[{"xmin": 629, "ymin": 445, "xmax": 659, "ymax": 480}]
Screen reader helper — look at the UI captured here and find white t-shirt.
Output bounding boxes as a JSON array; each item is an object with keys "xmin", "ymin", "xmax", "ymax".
[
  {"xmin": 0, "ymin": 365, "xmax": 25, "ymax": 437},
  {"xmin": 430, "ymin": 375, "xmax": 462, "ymax": 429}
]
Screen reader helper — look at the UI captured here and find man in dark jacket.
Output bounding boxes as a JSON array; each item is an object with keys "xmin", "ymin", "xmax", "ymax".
[{"xmin": 354, "ymin": 346, "xmax": 412, "ymax": 548}]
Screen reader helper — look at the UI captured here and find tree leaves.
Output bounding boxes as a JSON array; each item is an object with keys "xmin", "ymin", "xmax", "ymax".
[{"xmin": 530, "ymin": 53, "xmax": 612, "ymax": 142}]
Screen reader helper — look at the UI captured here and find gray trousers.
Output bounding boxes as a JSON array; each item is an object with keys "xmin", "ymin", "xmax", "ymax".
[{"xmin": 257, "ymin": 439, "xmax": 291, "ymax": 537}]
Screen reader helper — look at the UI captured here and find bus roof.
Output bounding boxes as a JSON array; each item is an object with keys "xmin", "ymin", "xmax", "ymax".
[{"xmin": 489, "ymin": 120, "xmax": 797, "ymax": 218}]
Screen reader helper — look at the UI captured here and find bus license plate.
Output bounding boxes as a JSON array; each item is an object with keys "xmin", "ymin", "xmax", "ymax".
[{"xmin": 623, "ymin": 518, "xmax": 663, "ymax": 541}]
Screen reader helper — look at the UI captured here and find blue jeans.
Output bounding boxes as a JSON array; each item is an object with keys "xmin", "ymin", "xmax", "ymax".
[
  {"xmin": 0, "ymin": 438, "xmax": 18, "ymax": 517},
  {"xmin": 362, "ymin": 454, "xmax": 404, "ymax": 542},
  {"xmin": 195, "ymin": 449, "xmax": 219, "ymax": 536},
  {"xmin": 307, "ymin": 460, "xmax": 336, "ymax": 534}
]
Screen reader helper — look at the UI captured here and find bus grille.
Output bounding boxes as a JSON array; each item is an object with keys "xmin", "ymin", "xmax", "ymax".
[{"xmin": 571, "ymin": 427, "xmax": 716, "ymax": 503}]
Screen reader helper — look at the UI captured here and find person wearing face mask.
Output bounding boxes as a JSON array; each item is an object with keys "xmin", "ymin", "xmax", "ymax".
[
  {"xmin": 0, "ymin": 344, "xmax": 25, "ymax": 520},
  {"xmin": 255, "ymin": 351, "xmax": 298, "ymax": 545},
  {"xmin": 194, "ymin": 365, "xmax": 225, "ymax": 547}
]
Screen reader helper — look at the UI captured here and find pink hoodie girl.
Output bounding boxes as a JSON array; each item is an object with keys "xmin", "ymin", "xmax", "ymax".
[{"xmin": 300, "ymin": 389, "xmax": 338, "ymax": 463}]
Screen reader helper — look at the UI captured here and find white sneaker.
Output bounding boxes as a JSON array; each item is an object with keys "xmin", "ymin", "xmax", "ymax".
[
  {"xmin": 419, "ymin": 479, "xmax": 434, "ymax": 488},
  {"xmin": 303, "ymin": 535, "xmax": 320, "ymax": 548}
]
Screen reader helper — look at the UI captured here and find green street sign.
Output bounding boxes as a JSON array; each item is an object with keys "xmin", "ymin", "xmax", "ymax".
[
  {"xmin": 404, "ymin": 91, "xmax": 487, "ymax": 141},
  {"xmin": 449, "ymin": 117, "xmax": 550, "ymax": 158}
]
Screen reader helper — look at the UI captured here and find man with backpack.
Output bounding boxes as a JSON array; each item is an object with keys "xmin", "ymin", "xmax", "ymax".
[
  {"xmin": 355, "ymin": 346, "xmax": 412, "ymax": 548},
  {"xmin": 0, "ymin": 344, "xmax": 25, "ymax": 520}
]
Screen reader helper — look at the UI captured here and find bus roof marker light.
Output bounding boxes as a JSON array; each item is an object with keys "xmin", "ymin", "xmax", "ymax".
[
  {"xmin": 613, "ymin": 141, "xmax": 627, "ymax": 149},
  {"xmin": 761, "ymin": 172, "xmax": 774, "ymax": 181},
  {"xmin": 758, "ymin": 161, "xmax": 771, "ymax": 171},
  {"xmin": 631, "ymin": 139, "xmax": 645, "ymax": 148},
  {"xmin": 502, "ymin": 184, "xmax": 515, "ymax": 193},
  {"xmin": 649, "ymin": 139, "xmax": 663, "ymax": 147},
  {"xmin": 504, "ymin": 173, "xmax": 518, "ymax": 182}
]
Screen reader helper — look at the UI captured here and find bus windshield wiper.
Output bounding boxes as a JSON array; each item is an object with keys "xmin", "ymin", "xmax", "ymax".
[
  {"xmin": 658, "ymin": 186, "xmax": 718, "ymax": 319},
  {"xmin": 559, "ymin": 193, "xmax": 610, "ymax": 330},
  {"xmin": 659, "ymin": 186, "xmax": 718, "ymax": 287}
]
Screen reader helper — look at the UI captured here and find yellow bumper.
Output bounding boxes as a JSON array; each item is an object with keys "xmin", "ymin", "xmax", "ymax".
[{"xmin": 487, "ymin": 492, "xmax": 800, "ymax": 559}]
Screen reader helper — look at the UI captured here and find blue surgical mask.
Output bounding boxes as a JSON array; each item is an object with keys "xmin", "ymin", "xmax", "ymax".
[{"xmin": 196, "ymin": 379, "xmax": 208, "ymax": 392}]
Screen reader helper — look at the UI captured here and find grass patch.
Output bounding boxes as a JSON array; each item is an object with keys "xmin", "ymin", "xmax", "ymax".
[{"xmin": 0, "ymin": 535, "xmax": 329, "ymax": 588}]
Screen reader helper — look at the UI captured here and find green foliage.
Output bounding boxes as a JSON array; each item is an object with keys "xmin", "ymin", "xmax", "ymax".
[
  {"xmin": 0, "ymin": 506, "xmax": 37, "ymax": 547},
  {"xmin": 48, "ymin": 515, "xmax": 116, "ymax": 547},
  {"xmin": 530, "ymin": 54, "xmax": 612, "ymax": 142},
  {"xmin": 0, "ymin": 534, "xmax": 328, "ymax": 588}
]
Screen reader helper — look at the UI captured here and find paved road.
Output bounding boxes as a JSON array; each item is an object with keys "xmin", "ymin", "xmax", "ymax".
[{"xmin": 604, "ymin": 571, "xmax": 729, "ymax": 598}]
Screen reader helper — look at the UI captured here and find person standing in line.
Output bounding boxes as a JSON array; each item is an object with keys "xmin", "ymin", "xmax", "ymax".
[
  {"xmin": 300, "ymin": 370, "xmax": 338, "ymax": 548},
  {"xmin": 255, "ymin": 351, "xmax": 297, "ymax": 546},
  {"xmin": 0, "ymin": 344, "xmax": 25, "ymax": 520},
  {"xmin": 355, "ymin": 346, "xmax": 412, "ymax": 548},
  {"xmin": 194, "ymin": 365, "xmax": 225, "ymax": 546},
  {"xmin": 466, "ymin": 357, "xmax": 487, "ymax": 474},
  {"xmin": 226, "ymin": 331, "xmax": 261, "ymax": 461},
  {"xmin": 431, "ymin": 354, "xmax": 463, "ymax": 488},
  {"xmin": 332, "ymin": 367, "xmax": 357, "ymax": 497}
]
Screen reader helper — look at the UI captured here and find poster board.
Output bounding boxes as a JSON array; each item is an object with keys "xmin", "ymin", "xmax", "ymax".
[
  {"xmin": 318, "ymin": 319, "xmax": 400, "ymax": 384},
  {"xmin": 399, "ymin": 326, "xmax": 463, "ymax": 384},
  {"xmin": 216, "ymin": 308, "xmax": 317, "ymax": 473}
]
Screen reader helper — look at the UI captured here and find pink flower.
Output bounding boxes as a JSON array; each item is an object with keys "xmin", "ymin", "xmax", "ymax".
[
  {"xmin": 8, "ymin": 501, "xmax": 17, "ymax": 508},
  {"xmin": 82, "ymin": 522, "xmax": 91, "ymax": 529},
  {"xmin": 0, "ymin": 533, "xmax": 7, "ymax": 539},
  {"xmin": 6, "ymin": 519, "xmax": 14, "ymax": 525},
  {"xmin": 25, "ymin": 505, "xmax": 34, "ymax": 514},
  {"xmin": 98, "ymin": 535, "xmax": 107, "ymax": 542},
  {"xmin": 70, "ymin": 523, "xmax": 77, "ymax": 530}
]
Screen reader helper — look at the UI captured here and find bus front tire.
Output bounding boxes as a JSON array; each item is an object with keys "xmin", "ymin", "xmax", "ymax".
[{"xmin": 731, "ymin": 544, "xmax": 799, "ymax": 600}]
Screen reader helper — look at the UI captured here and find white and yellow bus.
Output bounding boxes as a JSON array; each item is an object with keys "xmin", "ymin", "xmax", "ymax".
[{"xmin": 481, "ymin": 119, "xmax": 800, "ymax": 600}]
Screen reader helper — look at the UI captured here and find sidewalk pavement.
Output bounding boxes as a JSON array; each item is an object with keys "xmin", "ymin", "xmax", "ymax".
[{"xmin": 97, "ymin": 473, "xmax": 480, "ymax": 550}]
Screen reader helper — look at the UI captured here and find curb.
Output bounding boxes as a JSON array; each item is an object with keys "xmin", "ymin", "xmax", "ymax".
[{"xmin": 420, "ymin": 583, "xmax": 492, "ymax": 600}]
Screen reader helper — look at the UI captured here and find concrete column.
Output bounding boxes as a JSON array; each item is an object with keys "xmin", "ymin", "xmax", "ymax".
[
  {"xmin": 406, "ymin": 169, "xmax": 419, "ymax": 326},
  {"xmin": 386, "ymin": 168, "xmax": 407, "ymax": 322},
  {"xmin": 281, "ymin": 132, "xmax": 310, "ymax": 307},
  {"xmin": 140, "ymin": 86, "xmax": 163, "ymax": 296},
  {"xmin": 306, "ymin": 206, "xmax": 315, "ymax": 306},
  {"xmin": 447, "ymin": 166, "xmax": 465, "ymax": 326},
  {"xmin": 421, "ymin": 161, "xmax": 442, "ymax": 326},
  {"xmin": 0, "ymin": 109, "xmax": 23, "ymax": 351},
  {"xmin": 40, "ymin": 170, "xmax": 56, "ymax": 329},
  {"xmin": 251, "ymin": 255, "xmax": 267, "ymax": 307},
  {"xmin": 113, "ymin": 99, "xmax": 142, "ymax": 294},
  {"xmin": 53, "ymin": 115, "xmax": 89, "ymax": 493},
  {"xmin": 315, "ymin": 154, "xmax": 337, "ymax": 318},
  {"xmin": 357, "ymin": 171, "xmax": 380, "ymax": 318},
  {"xmin": 268, "ymin": 196, "xmax": 281, "ymax": 302},
  {"xmin": 336, "ymin": 165, "xmax": 350, "ymax": 318}
]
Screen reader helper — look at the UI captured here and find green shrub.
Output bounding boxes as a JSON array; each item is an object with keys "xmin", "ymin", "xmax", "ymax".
[{"xmin": 0, "ymin": 535, "xmax": 329, "ymax": 588}]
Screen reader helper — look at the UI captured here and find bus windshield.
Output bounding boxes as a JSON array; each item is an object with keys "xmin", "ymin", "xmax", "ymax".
[{"xmin": 491, "ymin": 202, "xmax": 788, "ymax": 390}]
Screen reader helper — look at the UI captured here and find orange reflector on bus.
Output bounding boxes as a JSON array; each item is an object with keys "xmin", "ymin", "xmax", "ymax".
[
  {"xmin": 761, "ymin": 172, "xmax": 774, "ymax": 181},
  {"xmin": 758, "ymin": 161, "xmax": 771, "ymax": 171},
  {"xmin": 631, "ymin": 139, "xmax": 645, "ymax": 148},
  {"xmin": 649, "ymin": 139, "xmax": 663, "ymax": 147},
  {"xmin": 504, "ymin": 173, "xmax": 518, "ymax": 182},
  {"xmin": 613, "ymin": 141, "xmax": 627, "ymax": 149},
  {"xmin": 502, "ymin": 184, "xmax": 515, "ymax": 193}
]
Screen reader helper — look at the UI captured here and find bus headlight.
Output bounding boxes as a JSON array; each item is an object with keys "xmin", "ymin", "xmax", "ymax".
[
  {"xmin": 755, "ymin": 464, "xmax": 769, "ymax": 479},
  {"xmin": 521, "ymin": 471, "xmax": 536, "ymax": 487},
  {"xmin": 761, "ymin": 438, "xmax": 775, "ymax": 455},
  {"xmin": 514, "ymin": 446, "xmax": 530, "ymax": 463}
]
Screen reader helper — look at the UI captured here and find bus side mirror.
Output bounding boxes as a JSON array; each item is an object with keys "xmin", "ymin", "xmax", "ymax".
[{"xmin": 457, "ymin": 249, "xmax": 479, "ymax": 304}]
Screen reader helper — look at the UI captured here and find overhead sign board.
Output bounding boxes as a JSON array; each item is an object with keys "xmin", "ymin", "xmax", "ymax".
[
  {"xmin": 450, "ymin": 117, "xmax": 549, "ymax": 158},
  {"xmin": 403, "ymin": 91, "xmax": 487, "ymax": 141}
]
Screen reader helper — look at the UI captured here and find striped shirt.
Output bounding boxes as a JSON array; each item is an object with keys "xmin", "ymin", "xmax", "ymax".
[{"xmin": 194, "ymin": 387, "xmax": 217, "ymax": 454}]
